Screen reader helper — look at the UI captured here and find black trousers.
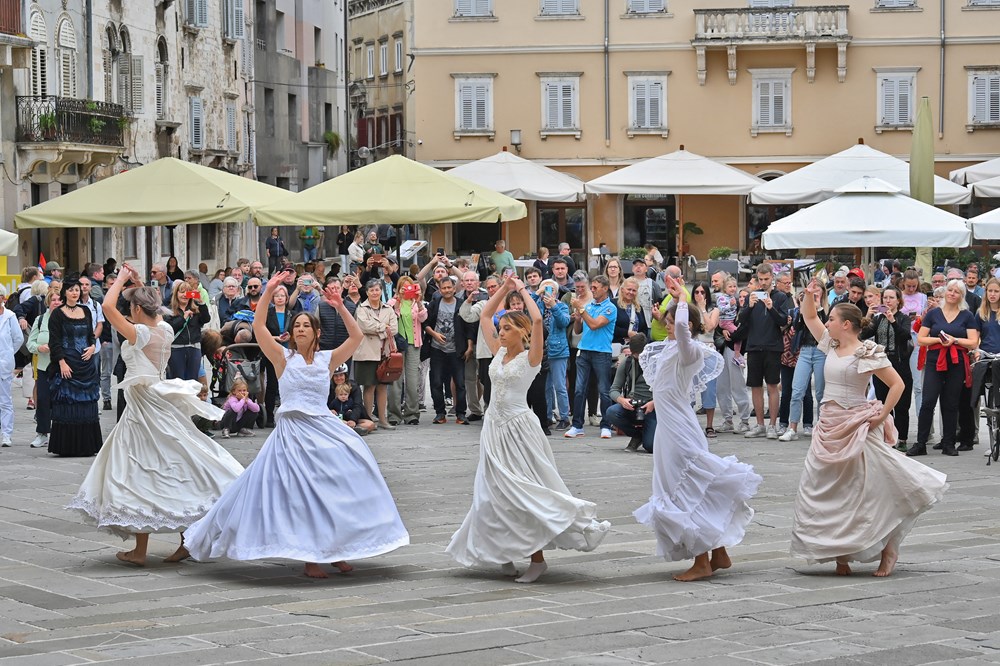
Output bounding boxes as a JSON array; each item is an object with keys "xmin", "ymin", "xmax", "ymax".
[
  {"xmin": 478, "ymin": 357, "xmax": 492, "ymax": 407},
  {"xmin": 221, "ymin": 408, "xmax": 257, "ymax": 432},
  {"xmin": 431, "ymin": 348, "xmax": 466, "ymax": 417},
  {"xmin": 262, "ymin": 357, "xmax": 277, "ymax": 426},
  {"xmin": 918, "ymin": 362, "xmax": 971, "ymax": 450},
  {"xmin": 36, "ymin": 366, "xmax": 52, "ymax": 434},
  {"xmin": 874, "ymin": 360, "xmax": 912, "ymax": 442},
  {"xmin": 778, "ymin": 364, "xmax": 813, "ymax": 427},
  {"xmin": 526, "ymin": 363, "xmax": 550, "ymax": 429}
]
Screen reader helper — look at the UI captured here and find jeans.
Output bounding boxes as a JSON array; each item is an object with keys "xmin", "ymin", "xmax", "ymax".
[
  {"xmin": 567, "ymin": 346, "xmax": 598, "ymax": 419},
  {"xmin": 788, "ymin": 345, "xmax": 824, "ymax": 426},
  {"xmin": 267, "ymin": 254, "xmax": 281, "ymax": 276},
  {"xmin": 605, "ymin": 403, "xmax": 657, "ymax": 452},
  {"xmin": 716, "ymin": 346, "xmax": 751, "ymax": 423},
  {"xmin": 909, "ymin": 339, "xmax": 922, "ymax": 428},
  {"xmin": 220, "ymin": 408, "xmax": 257, "ymax": 432},
  {"xmin": 572, "ymin": 349, "xmax": 612, "ymax": 429},
  {"xmin": 167, "ymin": 347, "xmax": 202, "ymax": 381},
  {"xmin": 99, "ymin": 344, "xmax": 113, "ymax": 401},
  {"xmin": 700, "ymin": 376, "xmax": 718, "ymax": 410},
  {"xmin": 430, "ymin": 348, "xmax": 466, "ymax": 418},
  {"xmin": 303, "ymin": 245, "xmax": 318, "ymax": 263},
  {"xmin": 546, "ymin": 356, "xmax": 570, "ymax": 421}
]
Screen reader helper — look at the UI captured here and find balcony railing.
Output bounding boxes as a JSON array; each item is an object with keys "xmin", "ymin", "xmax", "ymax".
[
  {"xmin": 694, "ymin": 6, "xmax": 849, "ymax": 42},
  {"xmin": 0, "ymin": 0, "xmax": 20, "ymax": 36},
  {"xmin": 16, "ymin": 96, "xmax": 126, "ymax": 147}
]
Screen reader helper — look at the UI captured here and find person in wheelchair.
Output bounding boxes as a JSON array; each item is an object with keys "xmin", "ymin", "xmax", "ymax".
[{"xmin": 605, "ymin": 334, "xmax": 656, "ymax": 453}]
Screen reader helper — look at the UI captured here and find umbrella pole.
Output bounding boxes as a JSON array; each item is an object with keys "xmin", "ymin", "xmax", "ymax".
[
  {"xmin": 677, "ymin": 195, "xmax": 684, "ymax": 265},
  {"xmin": 395, "ymin": 225, "xmax": 402, "ymax": 268}
]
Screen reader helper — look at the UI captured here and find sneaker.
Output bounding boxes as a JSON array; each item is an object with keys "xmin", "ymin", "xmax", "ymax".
[
  {"xmin": 220, "ymin": 428, "xmax": 231, "ymax": 439},
  {"xmin": 744, "ymin": 424, "xmax": 766, "ymax": 438},
  {"xmin": 766, "ymin": 425, "xmax": 778, "ymax": 439},
  {"xmin": 1, "ymin": 435, "xmax": 11, "ymax": 447},
  {"xmin": 238, "ymin": 428, "xmax": 255, "ymax": 436},
  {"xmin": 433, "ymin": 415, "xmax": 447, "ymax": 424},
  {"xmin": 29, "ymin": 434, "xmax": 48, "ymax": 448},
  {"xmin": 733, "ymin": 354, "xmax": 746, "ymax": 368},
  {"xmin": 588, "ymin": 415, "xmax": 602, "ymax": 427},
  {"xmin": 776, "ymin": 426, "xmax": 787, "ymax": 436},
  {"xmin": 716, "ymin": 420, "xmax": 735, "ymax": 433},
  {"xmin": 419, "ymin": 403, "xmax": 427, "ymax": 412},
  {"xmin": 626, "ymin": 436, "xmax": 642, "ymax": 451},
  {"xmin": 802, "ymin": 425, "xmax": 813, "ymax": 435},
  {"xmin": 405, "ymin": 419, "xmax": 419, "ymax": 425},
  {"xmin": 467, "ymin": 414, "xmax": 483, "ymax": 422},
  {"xmin": 102, "ymin": 399, "xmax": 112, "ymax": 411},
  {"xmin": 353, "ymin": 425, "xmax": 369, "ymax": 436},
  {"xmin": 600, "ymin": 428, "xmax": 612, "ymax": 439},
  {"xmin": 554, "ymin": 419, "xmax": 571, "ymax": 431},
  {"xmin": 455, "ymin": 417, "xmax": 468, "ymax": 426},
  {"xmin": 778, "ymin": 428, "xmax": 799, "ymax": 442},
  {"xmin": 564, "ymin": 427, "xmax": 586, "ymax": 438},
  {"xmin": 735, "ymin": 420, "xmax": 750, "ymax": 434},
  {"xmin": 447, "ymin": 407, "xmax": 456, "ymax": 416}
]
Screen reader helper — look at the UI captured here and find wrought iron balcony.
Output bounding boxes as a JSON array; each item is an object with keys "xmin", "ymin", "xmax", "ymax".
[
  {"xmin": 0, "ymin": 0, "xmax": 20, "ymax": 36},
  {"xmin": 16, "ymin": 96, "xmax": 126, "ymax": 147},
  {"xmin": 692, "ymin": 5, "xmax": 851, "ymax": 85}
]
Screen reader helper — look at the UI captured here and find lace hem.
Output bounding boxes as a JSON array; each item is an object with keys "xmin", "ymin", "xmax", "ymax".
[
  {"xmin": 189, "ymin": 532, "xmax": 410, "ymax": 563},
  {"xmin": 66, "ymin": 495, "xmax": 220, "ymax": 539}
]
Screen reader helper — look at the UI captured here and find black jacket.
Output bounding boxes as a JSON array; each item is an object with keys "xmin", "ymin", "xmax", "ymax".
[
  {"xmin": 421, "ymin": 295, "xmax": 469, "ymax": 361},
  {"xmin": 164, "ymin": 304, "xmax": 211, "ymax": 346},
  {"xmin": 736, "ymin": 288, "xmax": 790, "ymax": 352},
  {"xmin": 317, "ymin": 298, "xmax": 358, "ymax": 351},
  {"xmin": 611, "ymin": 298, "xmax": 649, "ymax": 344}
]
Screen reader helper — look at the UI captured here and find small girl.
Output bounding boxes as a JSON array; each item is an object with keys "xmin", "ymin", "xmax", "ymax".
[
  {"xmin": 330, "ymin": 382, "xmax": 362, "ymax": 423},
  {"xmin": 716, "ymin": 277, "xmax": 744, "ymax": 367},
  {"xmin": 220, "ymin": 379, "xmax": 260, "ymax": 438}
]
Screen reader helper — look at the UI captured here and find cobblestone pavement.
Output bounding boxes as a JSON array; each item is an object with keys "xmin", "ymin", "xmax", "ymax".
[{"xmin": 2, "ymin": 398, "xmax": 1000, "ymax": 665}]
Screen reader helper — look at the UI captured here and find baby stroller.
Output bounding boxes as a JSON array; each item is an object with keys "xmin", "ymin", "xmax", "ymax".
[{"xmin": 212, "ymin": 343, "xmax": 264, "ymax": 407}]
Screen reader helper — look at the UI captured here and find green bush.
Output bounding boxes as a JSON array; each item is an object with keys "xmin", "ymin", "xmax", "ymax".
[
  {"xmin": 619, "ymin": 246, "xmax": 646, "ymax": 260},
  {"xmin": 708, "ymin": 246, "xmax": 733, "ymax": 260}
]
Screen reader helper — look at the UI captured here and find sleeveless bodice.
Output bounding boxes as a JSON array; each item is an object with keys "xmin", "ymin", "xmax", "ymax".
[
  {"xmin": 276, "ymin": 349, "xmax": 334, "ymax": 417},
  {"xmin": 119, "ymin": 322, "xmax": 173, "ymax": 387},
  {"xmin": 817, "ymin": 331, "xmax": 891, "ymax": 408},
  {"xmin": 61, "ymin": 316, "xmax": 92, "ymax": 354},
  {"xmin": 487, "ymin": 348, "xmax": 538, "ymax": 419}
]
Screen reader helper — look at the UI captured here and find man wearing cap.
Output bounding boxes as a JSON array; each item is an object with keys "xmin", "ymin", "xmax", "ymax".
[
  {"xmin": 634, "ymin": 259, "xmax": 662, "ymax": 328},
  {"xmin": 43, "ymin": 261, "xmax": 64, "ymax": 284}
]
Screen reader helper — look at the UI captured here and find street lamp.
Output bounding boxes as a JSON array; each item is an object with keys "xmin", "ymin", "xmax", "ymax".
[{"xmin": 510, "ymin": 129, "xmax": 522, "ymax": 154}]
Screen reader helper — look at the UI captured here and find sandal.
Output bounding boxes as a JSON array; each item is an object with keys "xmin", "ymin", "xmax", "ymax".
[{"xmin": 705, "ymin": 427, "xmax": 717, "ymax": 438}]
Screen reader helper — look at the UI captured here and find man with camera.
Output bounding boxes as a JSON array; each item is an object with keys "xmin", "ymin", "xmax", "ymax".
[
  {"xmin": 289, "ymin": 274, "xmax": 321, "ymax": 315},
  {"xmin": 605, "ymin": 334, "xmax": 656, "ymax": 452}
]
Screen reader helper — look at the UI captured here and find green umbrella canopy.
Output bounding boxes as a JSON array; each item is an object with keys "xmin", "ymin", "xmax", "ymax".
[
  {"xmin": 15, "ymin": 158, "xmax": 294, "ymax": 229},
  {"xmin": 254, "ymin": 155, "xmax": 527, "ymax": 227}
]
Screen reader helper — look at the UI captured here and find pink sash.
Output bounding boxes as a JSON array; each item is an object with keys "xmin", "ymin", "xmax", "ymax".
[{"xmin": 811, "ymin": 400, "xmax": 897, "ymax": 464}]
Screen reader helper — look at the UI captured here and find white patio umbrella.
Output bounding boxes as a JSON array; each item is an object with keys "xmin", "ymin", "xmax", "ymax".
[
  {"xmin": 762, "ymin": 177, "xmax": 971, "ymax": 250},
  {"xmin": 972, "ymin": 175, "xmax": 1000, "ymax": 199},
  {"xmin": 447, "ymin": 150, "xmax": 585, "ymax": 203},
  {"xmin": 750, "ymin": 143, "xmax": 971, "ymax": 206},
  {"xmin": 969, "ymin": 206, "xmax": 1000, "ymax": 240},
  {"xmin": 0, "ymin": 228, "xmax": 17, "ymax": 256},
  {"xmin": 950, "ymin": 156, "xmax": 1000, "ymax": 185}
]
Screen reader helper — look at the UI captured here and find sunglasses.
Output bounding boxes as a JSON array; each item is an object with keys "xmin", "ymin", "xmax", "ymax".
[{"xmin": 247, "ymin": 285, "xmax": 261, "ymax": 290}]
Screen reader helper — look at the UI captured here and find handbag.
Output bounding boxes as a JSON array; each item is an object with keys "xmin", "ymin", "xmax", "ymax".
[{"xmin": 376, "ymin": 334, "xmax": 404, "ymax": 384}]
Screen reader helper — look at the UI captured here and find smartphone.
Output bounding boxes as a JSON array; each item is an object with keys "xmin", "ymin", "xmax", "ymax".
[
  {"xmin": 872, "ymin": 305, "xmax": 888, "ymax": 314},
  {"xmin": 436, "ymin": 247, "xmax": 445, "ymax": 256},
  {"xmin": 752, "ymin": 290, "xmax": 767, "ymax": 300},
  {"xmin": 544, "ymin": 285, "xmax": 554, "ymax": 296},
  {"xmin": 939, "ymin": 331, "xmax": 950, "ymax": 342},
  {"xmin": 503, "ymin": 268, "xmax": 515, "ymax": 278},
  {"xmin": 149, "ymin": 279, "xmax": 159, "ymax": 288}
]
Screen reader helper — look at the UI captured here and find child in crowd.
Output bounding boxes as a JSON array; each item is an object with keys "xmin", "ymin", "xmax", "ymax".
[
  {"xmin": 716, "ymin": 277, "xmax": 744, "ymax": 367},
  {"xmin": 191, "ymin": 385, "xmax": 217, "ymax": 438},
  {"xmin": 330, "ymin": 382, "xmax": 361, "ymax": 423},
  {"xmin": 219, "ymin": 378, "xmax": 260, "ymax": 438}
]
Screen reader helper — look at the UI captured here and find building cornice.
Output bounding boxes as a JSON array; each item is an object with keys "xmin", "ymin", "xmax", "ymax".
[{"xmin": 419, "ymin": 154, "xmax": 1000, "ymax": 169}]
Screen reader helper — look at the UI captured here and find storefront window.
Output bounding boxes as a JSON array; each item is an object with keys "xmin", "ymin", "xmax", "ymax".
[
  {"xmin": 538, "ymin": 205, "xmax": 586, "ymax": 270},
  {"xmin": 624, "ymin": 195, "xmax": 674, "ymax": 262},
  {"xmin": 453, "ymin": 221, "xmax": 501, "ymax": 256}
]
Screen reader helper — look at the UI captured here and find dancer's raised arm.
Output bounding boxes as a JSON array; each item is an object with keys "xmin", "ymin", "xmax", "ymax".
[{"xmin": 800, "ymin": 280, "xmax": 828, "ymax": 342}]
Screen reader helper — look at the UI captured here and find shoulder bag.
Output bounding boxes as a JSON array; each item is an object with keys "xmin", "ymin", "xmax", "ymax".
[{"xmin": 376, "ymin": 333, "xmax": 404, "ymax": 384}]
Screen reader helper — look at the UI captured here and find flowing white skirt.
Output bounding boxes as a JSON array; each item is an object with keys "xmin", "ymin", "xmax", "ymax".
[
  {"xmin": 184, "ymin": 409, "xmax": 409, "ymax": 563},
  {"xmin": 67, "ymin": 379, "xmax": 245, "ymax": 539},
  {"xmin": 446, "ymin": 410, "xmax": 610, "ymax": 567},
  {"xmin": 791, "ymin": 401, "xmax": 948, "ymax": 564}
]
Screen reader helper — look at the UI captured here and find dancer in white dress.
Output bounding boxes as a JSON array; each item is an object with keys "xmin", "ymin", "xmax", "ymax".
[
  {"xmin": 67, "ymin": 264, "xmax": 244, "ymax": 565},
  {"xmin": 635, "ymin": 275, "xmax": 762, "ymax": 582},
  {"xmin": 790, "ymin": 280, "xmax": 947, "ymax": 577},
  {"xmin": 447, "ymin": 276, "xmax": 610, "ymax": 584},
  {"xmin": 184, "ymin": 268, "xmax": 409, "ymax": 578}
]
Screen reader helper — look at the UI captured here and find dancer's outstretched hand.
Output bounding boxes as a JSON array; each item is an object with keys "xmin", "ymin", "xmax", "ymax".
[
  {"xmin": 323, "ymin": 284, "xmax": 343, "ymax": 308},
  {"xmin": 805, "ymin": 279, "xmax": 822, "ymax": 297},
  {"xmin": 664, "ymin": 274, "xmax": 684, "ymax": 300}
]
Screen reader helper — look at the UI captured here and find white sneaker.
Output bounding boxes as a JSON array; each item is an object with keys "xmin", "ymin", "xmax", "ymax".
[
  {"xmin": 802, "ymin": 425, "xmax": 813, "ymax": 435},
  {"xmin": 766, "ymin": 425, "xmax": 778, "ymax": 439},
  {"xmin": 600, "ymin": 428, "xmax": 612, "ymax": 439},
  {"xmin": 716, "ymin": 420, "xmax": 735, "ymax": 433},
  {"xmin": 735, "ymin": 420, "xmax": 750, "ymax": 434},
  {"xmin": 588, "ymin": 415, "xmax": 602, "ymax": 427},
  {"xmin": 29, "ymin": 434, "xmax": 48, "ymax": 448},
  {"xmin": 744, "ymin": 424, "xmax": 766, "ymax": 438},
  {"xmin": 564, "ymin": 427, "xmax": 586, "ymax": 438},
  {"xmin": 1, "ymin": 435, "xmax": 10, "ymax": 447},
  {"xmin": 778, "ymin": 428, "xmax": 799, "ymax": 442},
  {"xmin": 776, "ymin": 426, "xmax": 787, "ymax": 436}
]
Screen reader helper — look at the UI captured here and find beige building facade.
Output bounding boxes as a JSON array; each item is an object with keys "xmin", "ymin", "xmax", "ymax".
[{"xmin": 408, "ymin": 0, "xmax": 1000, "ymax": 267}]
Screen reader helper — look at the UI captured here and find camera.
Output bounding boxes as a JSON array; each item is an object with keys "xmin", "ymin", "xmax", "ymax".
[
  {"xmin": 401, "ymin": 283, "xmax": 421, "ymax": 300},
  {"xmin": 629, "ymin": 398, "xmax": 648, "ymax": 425},
  {"xmin": 184, "ymin": 290, "xmax": 200, "ymax": 300}
]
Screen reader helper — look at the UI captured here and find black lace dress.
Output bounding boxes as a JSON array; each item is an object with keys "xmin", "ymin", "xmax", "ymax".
[{"xmin": 47, "ymin": 307, "xmax": 102, "ymax": 456}]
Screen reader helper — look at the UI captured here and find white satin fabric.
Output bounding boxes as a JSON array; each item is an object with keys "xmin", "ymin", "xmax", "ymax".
[
  {"xmin": 184, "ymin": 349, "xmax": 409, "ymax": 563},
  {"xmin": 446, "ymin": 348, "xmax": 610, "ymax": 567},
  {"xmin": 68, "ymin": 323, "xmax": 244, "ymax": 538},
  {"xmin": 791, "ymin": 336, "xmax": 948, "ymax": 563},
  {"xmin": 634, "ymin": 302, "xmax": 762, "ymax": 561}
]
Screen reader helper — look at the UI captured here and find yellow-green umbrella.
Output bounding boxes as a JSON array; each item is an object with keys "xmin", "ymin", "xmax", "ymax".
[
  {"xmin": 910, "ymin": 96, "xmax": 936, "ymax": 280},
  {"xmin": 14, "ymin": 158, "xmax": 294, "ymax": 229},
  {"xmin": 254, "ymin": 155, "xmax": 527, "ymax": 227}
]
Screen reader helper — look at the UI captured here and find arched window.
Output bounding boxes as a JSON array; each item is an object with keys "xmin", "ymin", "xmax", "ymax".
[
  {"xmin": 155, "ymin": 37, "xmax": 168, "ymax": 119},
  {"xmin": 29, "ymin": 10, "xmax": 48, "ymax": 97},
  {"xmin": 57, "ymin": 17, "xmax": 78, "ymax": 98},
  {"xmin": 104, "ymin": 24, "xmax": 119, "ymax": 103},
  {"xmin": 116, "ymin": 27, "xmax": 143, "ymax": 113}
]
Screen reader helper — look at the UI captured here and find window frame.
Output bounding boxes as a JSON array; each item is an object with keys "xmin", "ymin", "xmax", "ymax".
[
  {"xmin": 378, "ymin": 41, "xmax": 388, "ymax": 77},
  {"xmin": 365, "ymin": 44, "xmax": 374, "ymax": 79},
  {"xmin": 627, "ymin": 73, "xmax": 669, "ymax": 137},
  {"xmin": 875, "ymin": 0, "xmax": 916, "ymax": 7},
  {"xmin": 453, "ymin": 75, "xmax": 495, "ymax": 137},
  {"xmin": 967, "ymin": 69, "xmax": 1000, "ymax": 129},
  {"xmin": 874, "ymin": 68, "xmax": 918, "ymax": 132},
  {"xmin": 454, "ymin": 0, "xmax": 493, "ymax": 17},
  {"xmin": 539, "ymin": 0, "xmax": 579, "ymax": 17},
  {"xmin": 539, "ymin": 74, "xmax": 581, "ymax": 138},
  {"xmin": 189, "ymin": 95, "xmax": 204, "ymax": 150},
  {"xmin": 967, "ymin": 0, "xmax": 1000, "ymax": 7},
  {"xmin": 749, "ymin": 67, "xmax": 793, "ymax": 137},
  {"xmin": 393, "ymin": 39, "xmax": 403, "ymax": 73},
  {"xmin": 627, "ymin": 0, "xmax": 666, "ymax": 13}
]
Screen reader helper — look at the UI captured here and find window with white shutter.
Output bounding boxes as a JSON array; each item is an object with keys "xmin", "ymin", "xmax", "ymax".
[
  {"xmin": 225, "ymin": 0, "xmax": 245, "ymax": 39},
  {"xmin": 628, "ymin": 75, "xmax": 668, "ymax": 134},
  {"xmin": 241, "ymin": 32, "xmax": 254, "ymax": 75},
  {"xmin": 454, "ymin": 77, "xmax": 493, "ymax": 133},
  {"xmin": 155, "ymin": 63, "xmax": 165, "ymax": 119},
  {"xmin": 878, "ymin": 75, "xmax": 914, "ymax": 126},
  {"xmin": 968, "ymin": 0, "xmax": 1000, "ymax": 6},
  {"xmin": 366, "ymin": 45, "xmax": 374, "ymax": 79},
  {"xmin": 187, "ymin": 0, "xmax": 208, "ymax": 27},
  {"xmin": 226, "ymin": 102, "xmax": 238, "ymax": 152},
  {"xmin": 540, "ymin": 0, "xmax": 578, "ymax": 15},
  {"xmin": 876, "ymin": 0, "xmax": 916, "ymax": 7},
  {"xmin": 969, "ymin": 71, "xmax": 1000, "ymax": 126},
  {"xmin": 394, "ymin": 40, "xmax": 403, "ymax": 73},
  {"xmin": 130, "ymin": 55, "xmax": 143, "ymax": 112},
  {"xmin": 628, "ymin": 0, "xmax": 666, "ymax": 13},
  {"xmin": 57, "ymin": 19, "xmax": 77, "ymax": 98},
  {"xmin": 454, "ymin": 0, "xmax": 492, "ymax": 17},
  {"xmin": 117, "ymin": 54, "xmax": 130, "ymax": 110},
  {"xmin": 540, "ymin": 76, "xmax": 579, "ymax": 135},
  {"xmin": 750, "ymin": 68, "xmax": 793, "ymax": 135},
  {"xmin": 29, "ymin": 12, "xmax": 48, "ymax": 97},
  {"xmin": 190, "ymin": 96, "xmax": 204, "ymax": 149},
  {"xmin": 379, "ymin": 42, "xmax": 388, "ymax": 76}
]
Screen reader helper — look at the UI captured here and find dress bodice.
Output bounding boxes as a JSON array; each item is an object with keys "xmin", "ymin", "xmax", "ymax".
[
  {"xmin": 276, "ymin": 349, "xmax": 334, "ymax": 416},
  {"xmin": 818, "ymin": 331, "xmax": 890, "ymax": 408},
  {"xmin": 60, "ymin": 315, "xmax": 92, "ymax": 352},
  {"xmin": 120, "ymin": 322, "xmax": 173, "ymax": 386},
  {"xmin": 487, "ymin": 348, "xmax": 538, "ymax": 419}
]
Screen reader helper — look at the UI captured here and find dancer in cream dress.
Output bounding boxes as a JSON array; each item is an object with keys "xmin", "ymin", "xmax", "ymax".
[
  {"xmin": 447, "ymin": 276, "xmax": 610, "ymax": 584},
  {"xmin": 68, "ymin": 264, "xmax": 244, "ymax": 565},
  {"xmin": 790, "ymin": 280, "xmax": 947, "ymax": 576},
  {"xmin": 634, "ymin": 274, "xmax": 762, "ymax": 581},
  {"xmin": 184, "ymin": 269, "xmax": 409, "ymax": 578}
]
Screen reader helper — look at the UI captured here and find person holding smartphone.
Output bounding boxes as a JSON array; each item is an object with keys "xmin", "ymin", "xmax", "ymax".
[
  {"xmin": 909, "ymin": 279, "xmax": 979, "ymax": 457},
  {"xmin": 860, "ymin": 286, "xmax": 913, "ymax": 451}
]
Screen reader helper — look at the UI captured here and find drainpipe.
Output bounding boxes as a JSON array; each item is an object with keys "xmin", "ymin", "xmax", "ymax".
[
  {"xmin": 604, "ymin": 0, "xmax": 610, "ymax": 147},
  {"xmin": 938, "ymin": 0, "xmax": 945, "ymax": 139},
  {"xmin": 85, "ymin": 0, "xmax": 93, "ymax": 97}
]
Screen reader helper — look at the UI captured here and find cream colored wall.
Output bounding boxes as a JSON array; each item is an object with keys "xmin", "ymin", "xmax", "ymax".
[{"xmin": 350, "ymin": 3, "xmax": 407, "ymax": 114}]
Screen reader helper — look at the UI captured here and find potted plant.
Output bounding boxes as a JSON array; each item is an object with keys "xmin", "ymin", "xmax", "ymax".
[
  {"xmin": 323, "ymin": 130, "xmax": 342, "ymax": 157},
  {"xmin": 708, "ymin": 246, "xmax": 734, "ymax": 260},
  {"xmin": 38, "ymin": 112, "xmax": 57, "ymax": 139},
  {"xmin": 117, "ymin": 116, "xmax": 132, "ymax": 131},
  {"xmin": 88, "ymin": 116, "xmax": 106, "ymax": 134},
  {"xmin": 619, "ymin": 246, "xmax": 646, "ymax": 261},
  {"xmin": 680, "ymin": 221, "xmax": 704, "ymax": 255}
]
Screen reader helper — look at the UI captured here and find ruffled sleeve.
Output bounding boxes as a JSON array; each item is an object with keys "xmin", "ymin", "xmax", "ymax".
[
  {"xmin": 133, "ymin": 323, "xmax": 151, "ymax": 350},
  {"xmin": 856, "ymin": 339, "xmax": 892, "ymax": 374},
  {"xmin": 816, "ymin": 330, "xmax": 833, "ymax": 354},
  {"xmin": 638, "ymin": 341, "xmax": 668, "ymax": 382}
]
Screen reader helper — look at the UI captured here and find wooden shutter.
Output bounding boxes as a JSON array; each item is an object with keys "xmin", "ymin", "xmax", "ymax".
[
  {"xmin": 241, "ymin": 34, "xmax": 254, "ymax": 75},
  {"xmin": 103, "ymin": 49, "xmax": 112, "ymax": 101},
  {"xmin": 459, "ymin": 82, "xmax": 474, "ymax": 128},
  {"xmin": 60, "ymin": 51, "xmax": 77, "ymax": 97},
  {"xmin": 155, "ymin": 62, "xmax": 164, "ymax": 119},
  {"xmin": 772, "ymin": 79, "xmax": 785, "ymax": 126},
  {"xmin": 130, "ymin": 55, "xmax": 143, "ymax": 112},
  {"xmin": 633, "ymin": 80, "xmax": 648, "ymax": 128},
  {"xmin": 227, "ymin": 103, "xmax": 238, "ymax": 151},
  {"xmin": 455, "ymin": 0, "xmax": 472, "ymax": 15},
  {"xmin": 117, "ymin": 54, "xmax": 130, "ymax": 109},
  {"xmin": 758, "ymin": 80, "xmax": 772, "ymax": 126},
  {"xmin": 190, "ymin": 96, "xmax": 204, "ymax": 148},
  {"xmin": 896, "ymin": 77, "xmax": 910, "ymax": 124},
  {"xmin": 973, "ymin": 75, "xmax": 1000, "ymax": 124},
  {"xmin": 233, "ymin": 0, "xmax": 245, "ymax": 39},
  {"xmin": 647, "ymin": 81, "xmax": 662, "ymax": 127},
  {"xmin": 877, "ymin": 0, "xmax": 914, "ymax": 6},
  {"xmin": 186, "ymin": 0, "xmax": 196, "ymax": 24},
  {"xmin": 630, "ymin": 0, "xmax": 664, "ymax": 12},
  {"xmin": 356, "ymin": 116, "xmax": 368, "ymax": 146},
  {"xmin": 542, "ymin": 0, "xmax": 576, "ymax": 14}
]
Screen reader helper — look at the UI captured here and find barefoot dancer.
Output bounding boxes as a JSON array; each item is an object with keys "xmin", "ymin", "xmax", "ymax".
[
  {"xmin": 184, "ymin": 269, "xmax": 409, "ymax": 578},
  {"xmin": 634, "ymin": 275, "xmax": 762, "ymax": 582},
  {"xmin": 446, "ymin": 276, "xmax": 610, "ymax": 584},
  {"xmin": 790, "ymin": 280, "xmax": 947, "ymax": 577},
  {"xmin": 67, "ymin": 264, "xmax": 244, "ymax": 565}
]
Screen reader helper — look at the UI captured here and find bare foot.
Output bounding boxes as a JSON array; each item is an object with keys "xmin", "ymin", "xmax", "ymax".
[
  {"xmin": 673, "ymin": 561, "xmax": 714, "ymax": 582},
  {"xmin": 874, "ymin": 547, "xmax": 898, "ymax": 577},
  {"xmin": 115, "ymin": 549, "xmax": 146, "ymax": 567},
  {"xmin": 835, "ymin": 562, "xmax": 852, "ymax": 576},
  {"xmin": 331, "ymin": 560, "xmax": 353, "ymax": 573},
  {"xmin": 710, "ymin": 547, "xmax": 732, "ymax": 571},
  {"xmin": 303, "ymin": 563, "xmax": 328, "ymax": 578},
  {"xmin": 164, "ymin": 545, "xmax": 190, "ymax": 563}
]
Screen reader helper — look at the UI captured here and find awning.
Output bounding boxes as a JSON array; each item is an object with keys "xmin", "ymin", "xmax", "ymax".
[
  {"xmin": 447, "ymin": 150, "xmax": 585, "ymax": 203},
  {"xmin": 585, "ymin": 149, "xmax": 764, "ymax": 196}
]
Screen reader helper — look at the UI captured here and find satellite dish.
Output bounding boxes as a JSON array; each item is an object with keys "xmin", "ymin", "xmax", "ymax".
[{"xmin": 357, "ymin": 146, "xmax": 370, "ymax": 159}]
